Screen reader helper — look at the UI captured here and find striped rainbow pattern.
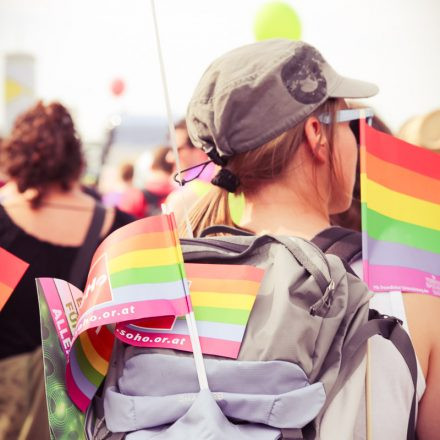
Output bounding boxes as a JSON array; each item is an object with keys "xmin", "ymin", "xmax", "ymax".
[
  {"xmin": 66, "ymin": 325, "xmax": 114, "ymax": 411},
  {"xmin": 106, "ymin": 214, "xmax": 190, "ymax": 317},
  {"xmin": 360, "ymin": 121, "xmax": 440, "ymax": 295},
  {"xmin": 116, "ymin": 262, "xmax": 265, "ymax": 358},
  {"xmin": 36, "ymin": 277, "xmax": 114, "ymax": 413},
  {"xmin": 66, "ymin": 214, "xmax": 192, "ymax": 411},
  {"xmin": 76, "ymin": 214, "xmax": 191, "ymax": 330}
]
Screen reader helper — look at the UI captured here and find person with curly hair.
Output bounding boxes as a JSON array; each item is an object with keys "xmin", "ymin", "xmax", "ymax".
[{"xmin": 0, "ymin": 101, "xmax": 134, "ymax": 439}]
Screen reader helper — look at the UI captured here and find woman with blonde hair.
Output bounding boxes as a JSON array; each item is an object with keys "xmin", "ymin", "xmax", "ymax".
[{"xmin": 183, "ymin": 40, "xmax": 439, "ymax": 439}]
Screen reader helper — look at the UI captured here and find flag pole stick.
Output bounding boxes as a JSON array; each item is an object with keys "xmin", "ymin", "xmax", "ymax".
[
  {"xmin": 151, "ymin": 0, "xmax": 208, "ymax": 390},
  {"xmin": 152, "ymin": 0, "xmax": 208, "ymax": 391},
  {"xmin": 150, "ymin": 0, "xmax": 193, "ymax": 239},
  {"xmin": 185, "ymin": 312, "xmax": 209, "ymax": 390},
  {"xmin": 365, "ymin": 339, "xmax": 372, "ymax": 440},
  {"xmin": 162, "ymin": 203, "xmax": 209, "ymax": 390}
]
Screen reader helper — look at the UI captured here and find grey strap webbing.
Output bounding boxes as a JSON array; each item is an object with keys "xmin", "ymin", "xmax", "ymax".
[
  {"xmin": 281, "ymin": 428, "xmax": 304, "ymax": 439},
  {"xmin": 324, "ymin": 314, "xmax": 417, "ymax": 440},
  {"xmin": 200, "ymin": 224, "xmax": 254, "ymax": 237},
  {"xmin": 311, "ymin": 227, "xmax": 362, "ymax": 265},
  {"xmin": 273, "ymin": 236, "xmax": 330, "ymax": 296},
  {"xmin": 313, "ymin": 232, "xmax": 418, "ymax": 439},
  {"xmin": 68, "ymin": 203, "xmax": 106, "ymax": 287}
]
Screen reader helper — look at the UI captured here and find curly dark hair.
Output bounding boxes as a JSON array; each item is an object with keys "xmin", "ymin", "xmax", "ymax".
[{"xmin": 0, "ymin": 101, "xmax": 85, "ymax": 208}]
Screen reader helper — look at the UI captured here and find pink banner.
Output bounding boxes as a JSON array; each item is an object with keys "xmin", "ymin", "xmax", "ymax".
[
  {"xmin": 115, "ymin": 327, "xmax": 241, "ymax": 359},
  {"xmin": 363, "ymin": 261, "xmax": 440, "ymax": 296}
]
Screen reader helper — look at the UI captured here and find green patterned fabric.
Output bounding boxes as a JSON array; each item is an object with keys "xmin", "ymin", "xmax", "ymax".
[{"xmin": 37, "ymin": 280, "xmax": 85, "ymax": 440}]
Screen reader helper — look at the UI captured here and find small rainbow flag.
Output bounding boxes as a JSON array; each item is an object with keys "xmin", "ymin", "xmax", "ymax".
[
  {"xmin": 39, "ymin": 214, "xmax": 193, "ymax": 412},
  {"xmin": 75, "ymin": 214, "xmax": 191, "ymax": 336},
  {"xmin": 68, "ymin": 214, "xmax": 192, "ymax": 411},
  {"xmin": 0, "ymin": 247, "xmax": 28, "ymax": 311},
  {"xmin": 360, "ymin": 121, "xmax": 440, "ymax": 295},
  {"xmin": 116, "ymin": 262, "xmax": 264, "ymax": 358}
]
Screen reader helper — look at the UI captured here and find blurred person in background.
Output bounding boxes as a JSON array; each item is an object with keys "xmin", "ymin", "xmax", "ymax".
[
  {"xmin": 0, "ymin": 101, "xmax": 134, "ymax": 439},
  {"xmin": 397, "ymin": 109, "xmax": 440, "ymax": 154},
  {"xmin": 0, "ymin": 140, "xmax": 5, "ymax": 189},
  {"xmin": 103, "ymin": 161, "xmax": 146, "ymax": 218},
  {"xmin": 143, "ymin": 145, "xmax": 176, "ymax": 216},
  {"xmin": 165, "ymin": 119, "xmax": 216, "ymax": 222}
]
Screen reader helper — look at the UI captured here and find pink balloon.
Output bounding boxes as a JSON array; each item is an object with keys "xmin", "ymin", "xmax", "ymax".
[{"xmin": 111, "ymin": 78, "xmax": 125, "ymax": 96}]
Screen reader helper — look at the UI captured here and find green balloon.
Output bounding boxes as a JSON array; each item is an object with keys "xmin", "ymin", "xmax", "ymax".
[{"xmin": 254, "ymin": 1, "xmax": 302, "ymax": 41}]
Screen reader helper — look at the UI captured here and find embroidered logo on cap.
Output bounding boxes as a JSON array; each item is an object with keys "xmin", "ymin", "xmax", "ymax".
[{"xmin": 281, "ymin": 46, "xmax": 327, "ymax": 104}]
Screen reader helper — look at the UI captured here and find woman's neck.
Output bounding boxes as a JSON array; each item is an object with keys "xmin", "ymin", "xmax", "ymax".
[
  {"xmin": 0, "ymin": 181, "xmax": 104, "ymax": 246},
  {"xmin": 238, "ymin": 181, "xmax": 331, "ymax": 240},
  {"xmin": 1, "ymin": 181, "xmax": 86, "ymax": 205}
]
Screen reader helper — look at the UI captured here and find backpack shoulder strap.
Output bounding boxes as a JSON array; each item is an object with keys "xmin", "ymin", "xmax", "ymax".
[
  {"xmin": 68, "ymin": 203, "xmax": 106, "ymax": 287},
  {"xmin": 311, "ymin": 227, "xmax": 362, "ymax": 265},
  {"xmin": 323, "ymin": 311, "xmax": 417, "ymax": 440},
  {"xmin": 313, "ymin": 229, "xmax": 417, "ymax": 439},
  {"xmin": 200, "ymin": 224, "xmax": 254, "ymax": 237}
]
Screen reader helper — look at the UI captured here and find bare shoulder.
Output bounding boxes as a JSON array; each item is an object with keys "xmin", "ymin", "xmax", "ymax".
[
  {"xmin": 404, "ymin": 293, "xmax": 440, "ymax": 335},
  {"xmin": 403, "ymin": 293, "xmax": 440, "ymax": 376},
  {"xmin": 404, "ymin": 293, "xmax": 440, "ymax": 439},
  {"xmin": 404, "ymin": 293, "xmax": 440, "ymax": 324}
]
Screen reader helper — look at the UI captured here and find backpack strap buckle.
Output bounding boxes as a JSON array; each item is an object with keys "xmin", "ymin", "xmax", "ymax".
[{"xmin": 309, "ymin": 279, "xmax": 335, "ymax": 316}]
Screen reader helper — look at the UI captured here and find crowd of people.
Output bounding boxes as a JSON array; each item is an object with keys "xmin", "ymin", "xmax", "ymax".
[{"xmin": 0, "ymin": 38, "xmax": 439, "ymax": 439}]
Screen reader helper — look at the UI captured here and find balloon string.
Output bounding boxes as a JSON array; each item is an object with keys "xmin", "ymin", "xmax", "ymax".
[{"xmin": 150, "ymin": 0, "xmax": 193, "ymax": 239}]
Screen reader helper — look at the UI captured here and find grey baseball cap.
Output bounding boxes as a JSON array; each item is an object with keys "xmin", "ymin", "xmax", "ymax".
[{"xmin": 186, "ymin": 39, "xmax": 378, "ymax": 162}]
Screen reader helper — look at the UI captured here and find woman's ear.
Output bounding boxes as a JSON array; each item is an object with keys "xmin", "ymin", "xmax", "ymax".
[{"xmin": 304, "ymin": 116, "xmax": 328, "ymax": 163}]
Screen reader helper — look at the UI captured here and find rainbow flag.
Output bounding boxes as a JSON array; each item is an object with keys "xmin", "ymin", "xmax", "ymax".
[
  {"xmin": 66, "ymin": 325, "xmax": 114, "ymax": 411},
  {"xmin": 74, "ymin": 214, "xmax": 191, "ymax": 336},
  {"xmin": 68, "ymin": 214, "xmax": 191, "ymax": 411},
  {"xmin": 38, "ymin": 214, "xmax": 192, "ymax": 412},
  {"xmin": 0, "ymin": 247, "xmax": 28, "ymax": 310},
  {"xmin": 116, "ymin": 262, "xmax": 264, "ymax": 358},
  {"xmin": 360, "ymin": 121, "xmax": 440, "ymax": 295}
]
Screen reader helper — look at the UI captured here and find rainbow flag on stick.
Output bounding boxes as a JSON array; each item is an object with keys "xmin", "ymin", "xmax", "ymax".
[
  {"xmin": 0, "ymin": 247, "xmax": 28, "ymax": 310},
  {"xmin": 360, "ymin": 120, "xmax": 440, "ymax": 295},
  {"xmin": 116, "ymin": 262, "xmax": 264, "ymax": 358},
  {"xmin": 38, "ymin": 214, "xmax": 193, "ymax": 412},
  {"xmin": 75, "ymin": 214, "xmax": 191, "ymax": 336}
]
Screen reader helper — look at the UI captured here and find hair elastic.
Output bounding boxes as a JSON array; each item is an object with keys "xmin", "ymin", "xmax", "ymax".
[{"xmin": 211, "ymin": 168, "xmax": 240, "ymax": 193}]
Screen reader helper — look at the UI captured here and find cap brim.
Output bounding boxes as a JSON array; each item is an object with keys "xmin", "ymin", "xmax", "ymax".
[{"xmin": 329, "ymin": 76, "xmax": 379, "ymax": 99}]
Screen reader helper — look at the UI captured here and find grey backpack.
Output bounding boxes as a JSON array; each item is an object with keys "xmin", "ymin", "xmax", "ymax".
[{"xmin": 85, "ymin": 226, "xmax": 417, "ymax": 440}]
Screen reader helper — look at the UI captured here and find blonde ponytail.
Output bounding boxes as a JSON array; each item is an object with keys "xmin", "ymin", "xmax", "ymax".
[{"xmin": 179, "ymin": 186, "xmax": 234, "ymax": 237}]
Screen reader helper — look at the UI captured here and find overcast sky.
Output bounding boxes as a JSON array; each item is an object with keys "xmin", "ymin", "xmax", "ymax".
[{"xmin": 1, "ymin": 0, "xmax": 439, "ymax": 141}]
